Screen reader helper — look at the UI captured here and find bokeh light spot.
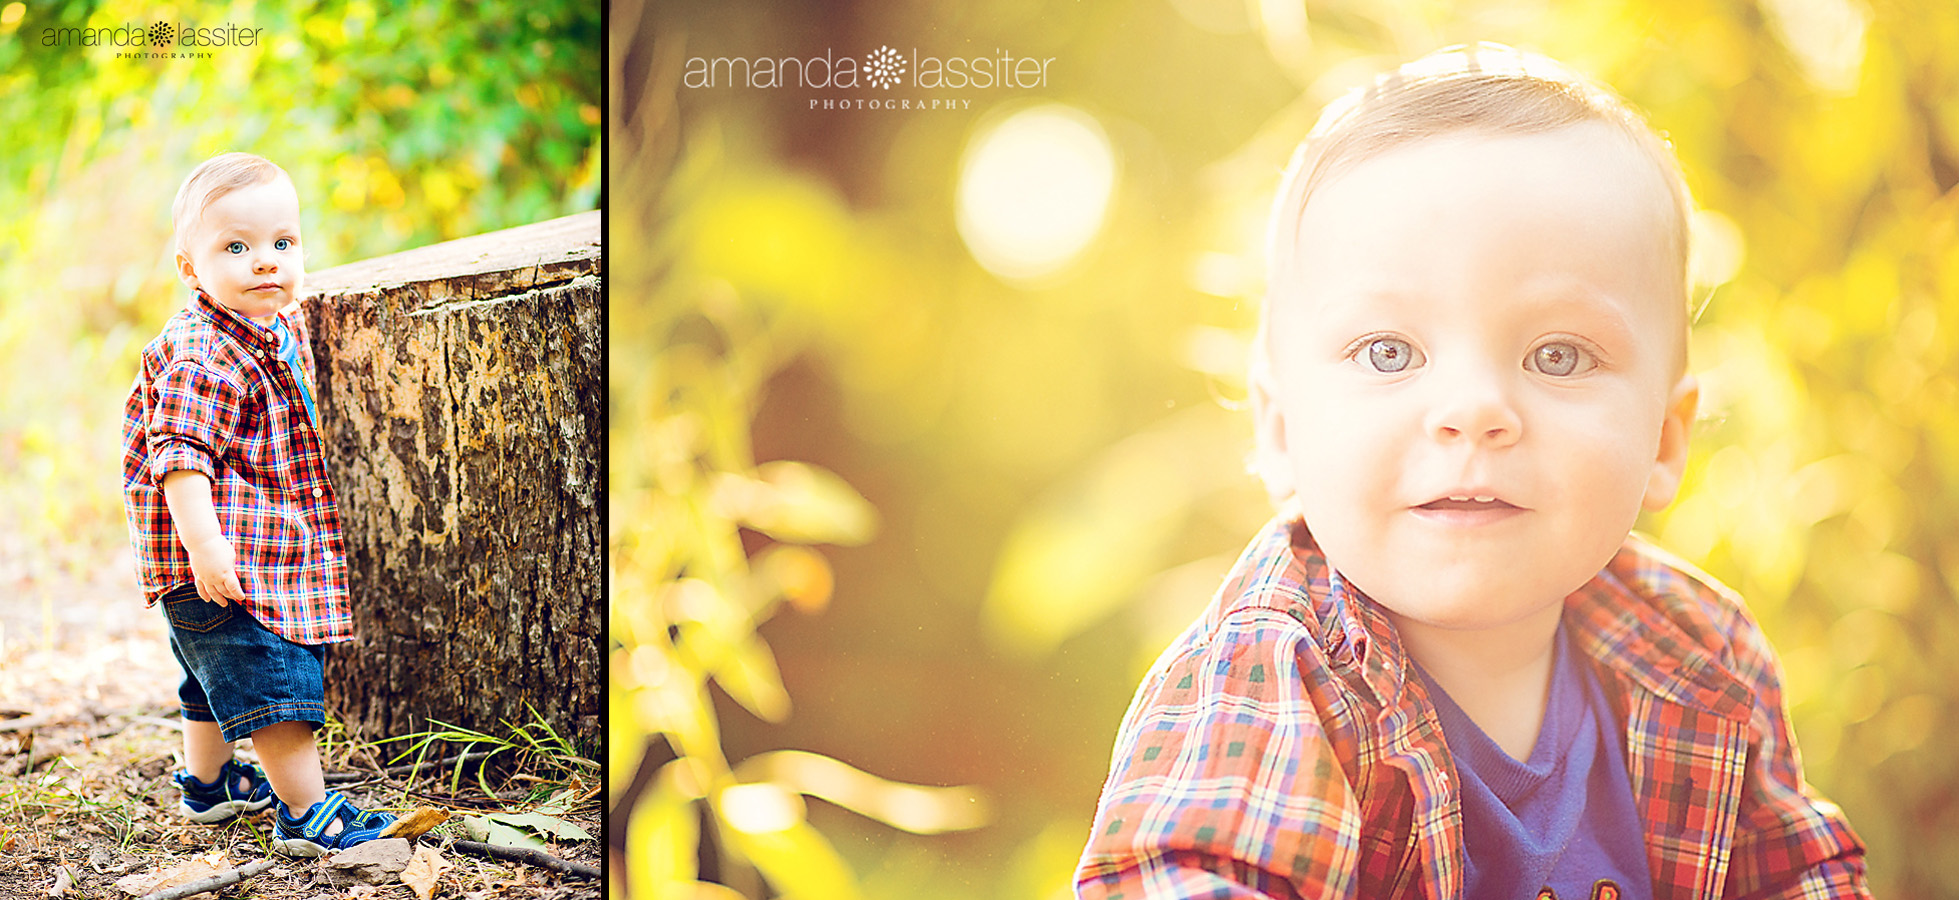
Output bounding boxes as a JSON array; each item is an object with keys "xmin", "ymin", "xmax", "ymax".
[{"xmin": 956, "ymin": 104, "xmax": 1118, "ymax": 285}]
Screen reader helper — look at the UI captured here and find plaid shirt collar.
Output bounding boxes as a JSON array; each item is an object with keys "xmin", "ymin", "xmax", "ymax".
[
  {"xmin": 1282, "ymin": 520, "xmax": 1756, "ymax": 724},
  {"xmin": 188, "ymin": 288, "xmax": 281, "ymax": 352},
  {"xmin": 1285, "ymin": 519, "xmax": 1766, "ymax": 898}
]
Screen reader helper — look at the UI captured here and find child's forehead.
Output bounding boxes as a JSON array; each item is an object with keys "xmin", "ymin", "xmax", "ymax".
[
  {"xmin": 1282, "ymin": 125, "xmax": 1689, "ymax": 361},
  {"xmin": 1287, "ymin": 124, "xmax": 1684, "ymax": 288},
  {"xmin": 197, "ymin": 181, "xmax": 301, "ymax": 228}
]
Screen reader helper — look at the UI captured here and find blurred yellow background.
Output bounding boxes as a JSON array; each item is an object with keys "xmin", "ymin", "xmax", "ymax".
[{"xmin": 619, "ymin": 0, "xmax": 1959, "ymax": 895}]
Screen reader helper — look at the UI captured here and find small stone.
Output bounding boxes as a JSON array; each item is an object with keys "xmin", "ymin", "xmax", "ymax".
[{"xmin": 324, "ymin": 838, "xmax": 413, "ymax": 885}]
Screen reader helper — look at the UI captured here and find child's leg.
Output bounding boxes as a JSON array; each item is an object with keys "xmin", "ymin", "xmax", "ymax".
[
  {"xmin": 183, "ymin": 719, "xmax": 235, "ymax": 783},
  {"xmin": 253, "ymin": 721, "xmax": 328, "ymax": 818}
]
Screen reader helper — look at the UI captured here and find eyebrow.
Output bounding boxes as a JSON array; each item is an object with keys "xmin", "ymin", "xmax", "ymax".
[
  {"xmin": 1513, "ymin": 285, "xmax": 1642, "ymax": 343},
  {"xmin": 1313, "ymin": 281, "xmax": 1650, "ymax": 350},
  {"xmin": 209, "ymin": 224, "xmax": 300, "ymax": 239}
]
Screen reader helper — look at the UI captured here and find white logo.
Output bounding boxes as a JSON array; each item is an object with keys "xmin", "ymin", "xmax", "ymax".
[{"xmin": 864, "ymin": 45, "xmax": 906, "ymax": 89}]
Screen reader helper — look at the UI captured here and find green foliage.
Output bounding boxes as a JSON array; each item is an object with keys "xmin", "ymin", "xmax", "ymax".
[{"xmin": 369, "ymin": 705, "xmax": 596, "ymax": 802}]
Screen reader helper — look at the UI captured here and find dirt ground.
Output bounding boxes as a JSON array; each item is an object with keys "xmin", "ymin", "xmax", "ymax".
[{"xmin": 0, "ymin": 550, "xmax": 600, "ymax": 900}]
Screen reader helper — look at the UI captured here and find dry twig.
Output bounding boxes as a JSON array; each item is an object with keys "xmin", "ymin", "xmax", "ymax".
[
  {"xmin": 449, "ymin": 840, "xmax": 599, "ymax": 878},
  {"xmin": 135, "ymin": 858, "xmax": 277, "ymax": 900}
]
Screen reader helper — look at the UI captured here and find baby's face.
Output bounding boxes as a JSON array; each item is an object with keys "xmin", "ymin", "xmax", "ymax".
[
  {"xmin": 1259, "ymin": 123, "xmax": 1696, "ymax": 640},
  {"xmin": 177, "ymin": 178, "xmax": 304, "ymax": 324}
]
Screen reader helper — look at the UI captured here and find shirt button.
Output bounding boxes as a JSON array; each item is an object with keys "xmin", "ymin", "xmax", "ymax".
[{"xmin": 311, "ymin": 487, "xmax": 324, "ymax": 498}]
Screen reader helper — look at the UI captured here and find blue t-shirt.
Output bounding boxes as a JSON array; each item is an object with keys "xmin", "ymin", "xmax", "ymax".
[
  {"xmin": 270, "ymin": 315, "xmax": 318, "ymax": 425},
  {"xmin": 1415, "ymin": 621, "xmax": 1652, "ymax": 900}
]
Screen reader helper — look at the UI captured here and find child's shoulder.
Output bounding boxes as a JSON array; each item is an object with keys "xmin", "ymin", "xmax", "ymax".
[
  {"xmin": 1578, "ymin": 534, "xmax": 1786, "ymax": 703},
  {"xmin": 1603, "ymin": 534, "xmax": 1756, "ymax": 644},
  {"xmin": 1201, "ymin": 515, "xmax": 1337, "ymax": 634},
  {"xmin": 141, "ymin": 304, "xmax": 248, "ymax": 376},
  {"xmin": 1159, "ymin": 516, "xmax": 1375, "ymax": 692}
]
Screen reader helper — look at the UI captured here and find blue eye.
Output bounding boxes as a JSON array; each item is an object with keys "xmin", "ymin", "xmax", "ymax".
[
  {"xmin": 1363, "ymin": 337, "xmax": 1423, "ymax": 373},
  {"xmin": 1530, "ymin": 342, "xmax": 1592, "ymax": 377},
  {"xmin": 226, "ymin": 241, "xmax": 245, "ymax": 254},
  {"xmin": 275, "ymin": 238, "xmax": 292, "ymax": 250}
]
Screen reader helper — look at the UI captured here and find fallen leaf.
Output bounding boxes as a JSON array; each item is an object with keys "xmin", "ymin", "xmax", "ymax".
[
  {"xmin": 483, "ymin": 811, "xmax": 592, "ymax": 841},
  {"xmin": 380, "ymin": 806, "xmax": 452, "ymax": 840},
  {"xmin": 460, "ymin": 815, "xmax": 546, "ymax": 850},
  {"xmin": 46, "ymin": 863, "xmax": 76, "ymax": 898},
  {"xmin": 401, "ymin": 844, "xmax": 452, "ymax": 900}
]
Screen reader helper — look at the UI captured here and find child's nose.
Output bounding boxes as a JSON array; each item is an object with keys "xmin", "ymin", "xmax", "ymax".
[{"xmin": 1425, "ymin": 377, "xmax": 1522, "ymax": 448}]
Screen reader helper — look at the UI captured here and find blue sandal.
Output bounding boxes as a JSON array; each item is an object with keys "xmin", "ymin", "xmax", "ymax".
[
  {"xmin": 174, "ymin": 759, "xmax": 277, "ymax": 823},
  {"xmin": 272, "ymin": 792, "xmax": 398, "ymax": 857}
]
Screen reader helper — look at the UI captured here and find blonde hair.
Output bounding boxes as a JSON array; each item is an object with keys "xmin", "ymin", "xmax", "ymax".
[
  {"xmin": 171, "ymin": 152, "xmax": 292, "ymax": 255},
  {"xmin": 1253, "ymin": 43, "xmax": 1694, "ymax": 503}
]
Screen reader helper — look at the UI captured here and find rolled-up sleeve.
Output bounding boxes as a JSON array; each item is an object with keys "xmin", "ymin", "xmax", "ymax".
[{"xmin": 146, "ymin": 360, "xmax": 241, "ymax": 482}]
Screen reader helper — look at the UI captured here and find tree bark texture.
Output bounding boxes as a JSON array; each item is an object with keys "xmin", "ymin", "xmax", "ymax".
[{"xmin": 299, "ymin": 210, "xmax": 600, "ymax": 750}]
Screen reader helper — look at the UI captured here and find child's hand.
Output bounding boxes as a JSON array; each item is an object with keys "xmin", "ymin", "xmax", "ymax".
[{"xmin": 184, "ymin": 534, "xmax": 246, "ymax": 607}]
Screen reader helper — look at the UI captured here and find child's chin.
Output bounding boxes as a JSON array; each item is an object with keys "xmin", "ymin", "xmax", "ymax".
[{"xmin": 219, "ymin": 295, "xmax": 280, "ymax": 315}]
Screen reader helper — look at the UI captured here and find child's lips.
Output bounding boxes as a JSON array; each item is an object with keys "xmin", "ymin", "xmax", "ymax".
[
  {"xmin": 1411, "ymin": 495, "xmax": 1526, "ymax": 524},
  {"xmin": 1417, "ymin": 497, "xmax": 1519, "ymax": 511}
]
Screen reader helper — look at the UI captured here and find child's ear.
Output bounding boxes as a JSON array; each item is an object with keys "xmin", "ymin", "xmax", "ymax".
[
  {"xmin": 1641, "ymin": 375, "xmax": 1699, "ymax": 511},
  {"xmin": 176, "ymin": 251, "xmax": 200, "ymax": 289},
  {"xmin": 1249, "ymin": 333, "xmax": 1297, "ymax": 504}
]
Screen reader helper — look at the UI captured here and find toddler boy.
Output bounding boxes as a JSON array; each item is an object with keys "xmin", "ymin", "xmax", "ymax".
[
  {"xmin": 121, "ymin": 152, "xmax": 395, "ymax": 856},
  {"xmin": 1076, "ymin": 45, "xmax": 1866, "ymax": 898}
]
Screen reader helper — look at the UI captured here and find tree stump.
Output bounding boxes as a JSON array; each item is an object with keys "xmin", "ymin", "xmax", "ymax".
[{"xmin": 300, "ymin": 210, "xmax": 600, "ymax": 751}]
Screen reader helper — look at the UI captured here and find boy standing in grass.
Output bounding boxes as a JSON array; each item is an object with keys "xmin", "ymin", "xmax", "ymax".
[
  {"xmin": 121, "ymin": 152, "xmax": 396, "ymax": 856},
  {"xmin": 1077, "ymin": 46, "xmax": 1866, "ymax": 898}
]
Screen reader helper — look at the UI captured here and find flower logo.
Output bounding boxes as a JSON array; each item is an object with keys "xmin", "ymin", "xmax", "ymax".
[
  {"xmin": 864, "ymin": 45, "xmax": 906, "ymax": 90},
  {"xmin": 149, "ymin": 21, "xmax": 174, "ymax": 46}
]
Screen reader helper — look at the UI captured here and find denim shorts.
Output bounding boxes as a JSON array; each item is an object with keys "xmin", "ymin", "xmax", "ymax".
[{"xmin": 158, "ymin": 582, "xmax": 328, "ymax": 743}]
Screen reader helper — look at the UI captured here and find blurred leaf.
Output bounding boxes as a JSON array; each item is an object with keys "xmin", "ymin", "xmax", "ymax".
[
  {"xmin": 754, "ymin": 544, "xmax": 836, "ymax": 616},
  {"xmin": 711, "ymin": 461, "xmax": 879, "ymax": 546},
  {"xmin": 721, "ymin": 817, "xmax": 865, "ymax": 900},
  {"xmin": 712, "ymin": 629, "xmax": 794, "ymax": 723},
  {"xmin": 735, "ymin": 750, "xmax": 990, "ymax": 835},
  {"xmin": 627, "ymin": 775, "xmax": 697, "ymax": 898}
]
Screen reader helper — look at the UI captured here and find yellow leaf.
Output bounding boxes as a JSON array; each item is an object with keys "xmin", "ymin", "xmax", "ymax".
[
  {"xmin": 711, "ymin": 461, "xmax": 877, "ymax": 546},
  {"xmin": 734, "ymin": 750, "xmax": 989, "ymax": 835},
  {"xmin": 628, "ymin": 774, "xmax": 698, "ymax": 898},
  {"xmin": 380, "ymin": 806, "xmax": 451, "ymax": 840},
  {"xmin": 714, "ymin": 631, "xmax": 792, "ymax": 723},
  {"xmin": 401, "ymin": 844, "xmax": 451, "ymax": 900},
  {"xmin": 721, "ymin": 818, "xmax": 863, "ymax": 900}
]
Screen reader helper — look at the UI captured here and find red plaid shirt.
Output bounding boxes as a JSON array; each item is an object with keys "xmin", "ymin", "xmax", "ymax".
[
  {"xmin": 121, "ymin": 290, "xmax": 352, "ymax": 645},
  {"xmin": 1078, "ymin": 516, "xmax": 1867, "ymax": 899}
]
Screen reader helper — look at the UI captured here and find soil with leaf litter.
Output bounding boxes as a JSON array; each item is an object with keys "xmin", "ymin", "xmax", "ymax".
[{"xmin": 0, "ymin": 556, "xmax": 600, "ymax": 900}]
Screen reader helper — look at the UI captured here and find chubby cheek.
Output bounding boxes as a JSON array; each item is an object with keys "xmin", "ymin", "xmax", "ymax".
[
  {"xmin": 1539, "ymin": 402, "xmax": 1662, "ymax": 537},
  {"xmin": 1280, "ymin": 392, "xmax": 1405, "ymax": 542}
]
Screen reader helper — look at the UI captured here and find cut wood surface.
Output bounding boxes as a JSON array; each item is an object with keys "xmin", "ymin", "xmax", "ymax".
[
  {"xmin": 305, "ymin": 209, "xmax": 600, "ymax": 303},
  {"xmin": 301, "ymin": 211, "xmax": 601, "ymax": 748}
]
